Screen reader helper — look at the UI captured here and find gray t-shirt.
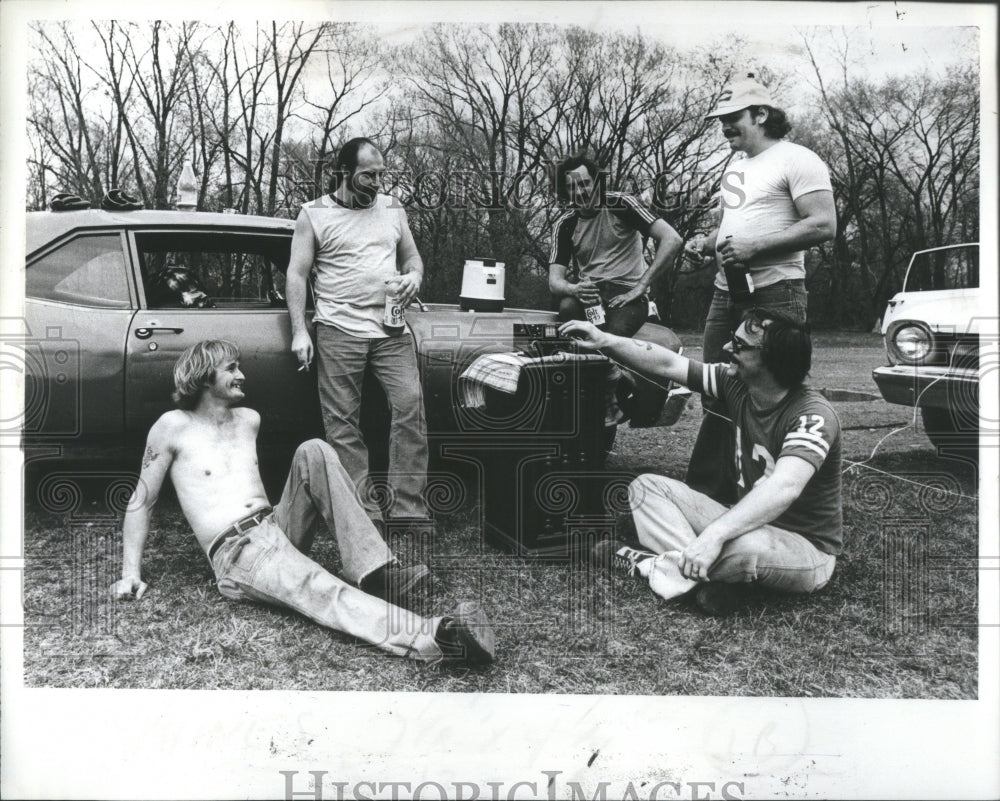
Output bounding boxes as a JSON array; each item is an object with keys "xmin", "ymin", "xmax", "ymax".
[
  {"xmin": 550, "ymin": 193, "xmax": 659, "ymax": 289},
  {"xmin": 302, "ymin": 193, "xmax": 407, "ymax": 338},
  {"xmin": 716, "ymin": 141, "xmax": 833, "ymax": 290}
]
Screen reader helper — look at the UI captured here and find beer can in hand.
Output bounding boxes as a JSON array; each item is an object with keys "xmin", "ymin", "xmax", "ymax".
[
  {"xmin": 383, "ymin": 285, "xmax": 405, "ymax": 335},
  {"xmin": 585, "ymin": 301, "xmax": 607, "ymax": 326}
]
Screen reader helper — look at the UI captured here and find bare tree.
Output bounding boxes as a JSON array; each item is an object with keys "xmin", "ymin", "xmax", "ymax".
[
  {"xmin": 89, "ymin": 21, "xmax": 198, "ymax": 208},
  {"xmin": 28, "ymin": 22, "xmax": 108, "ymax": 202},
  {"xmin": 382, "ymin": 23, "xmax": 566, "ymax": 305},
  {"xmin": 282, "ymin": 23, "xmax": 389, "ymax": 210},
  {"xmin": 255, "ymin": 22, "xmax": 328, "ymax": 215},
  {"xmin": 803, "ymin": 29, "xmax": 979, "ymax": 327},
  {"xmin": 179, "ymin": 27, "xmax": 229, "ymax": 209},
  {"xmin": 215, "ymin": 24, "xmax": 275, "ymax": 214}
]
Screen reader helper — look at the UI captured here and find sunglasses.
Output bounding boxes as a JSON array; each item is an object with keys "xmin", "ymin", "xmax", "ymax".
[{"xmin": 730, "ymin": 335, "xmax": 761, "ymax": 353}]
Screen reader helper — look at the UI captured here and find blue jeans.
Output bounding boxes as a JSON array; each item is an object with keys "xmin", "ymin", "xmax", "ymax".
[
  {"xmin": 315, "ymin": 324, "xmax": 429, "ymax": 520},
  {"xmin": 686, "ymin": 280, "xmax": 808, "ymax": 504},
  {"xmin": 631, "ymin": 473, "xmax": 836, "ymax": 595},
  {"xmin": 210, "ymin": 440, "xmax": 443, "ymax": 661}
]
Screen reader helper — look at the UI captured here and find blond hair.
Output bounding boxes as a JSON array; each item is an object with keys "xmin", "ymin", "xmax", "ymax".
[{"xmin": 171, "ymin": 340, "xmax": 240, "ymax": 409}]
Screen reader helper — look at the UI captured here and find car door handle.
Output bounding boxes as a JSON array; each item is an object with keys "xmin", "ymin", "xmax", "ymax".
[{"xmin": 135, "ymin": 326, "xmax": 184, "ymax": 339}]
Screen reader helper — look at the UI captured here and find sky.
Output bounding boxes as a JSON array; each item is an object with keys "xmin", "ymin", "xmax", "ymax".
[
  {"xmin": 7, "ymin": 2, "xmax": 986, "ymax": 131},
  {"xmin": 361, "ymin": 1, "xmax": 984, "ymax": 77},
  {"xmin": 346, "ymin": 15, "xmax": 982, "ymax": 119}
]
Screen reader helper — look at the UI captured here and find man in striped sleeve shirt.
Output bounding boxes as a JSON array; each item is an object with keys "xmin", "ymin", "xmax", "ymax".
[
  {"xmin": 560, "ymin": 308, "xmax": 842, "ymax": 616},
  {"xmin": 550, "ymin": 155, "xmax": 683, "ymax": 424},
  {"xmin": 549, "ymin": 155, "xmax": 682, "ymax": 338}
]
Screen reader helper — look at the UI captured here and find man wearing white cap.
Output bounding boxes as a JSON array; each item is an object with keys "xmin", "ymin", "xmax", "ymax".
[{"xmin": 686, "ymin": 73, "xmax": 836, "ymax": 505}]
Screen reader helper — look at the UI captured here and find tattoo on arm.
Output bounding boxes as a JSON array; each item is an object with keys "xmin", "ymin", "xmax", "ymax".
[
  {"xmin": 630, "ymin": 340, "xmax": 653, "ymax": 351},
  {"xmin": 142, "ymin": 447, "xmax": 159, "ymax": 470}
]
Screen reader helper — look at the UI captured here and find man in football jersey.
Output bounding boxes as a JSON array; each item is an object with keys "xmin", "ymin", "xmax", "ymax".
[{"xmin": 560, "ymin": 308, "xmax": 841, "ymax": 616}]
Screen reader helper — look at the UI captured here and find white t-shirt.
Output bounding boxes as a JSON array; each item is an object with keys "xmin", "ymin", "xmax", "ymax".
[
  {"xmin": 716, "ymin": 141, "xmax": 833, "ymax": 290},
  {"xmin": 302, "ymin": 193, "xmax": 407, "ymax": 338}
]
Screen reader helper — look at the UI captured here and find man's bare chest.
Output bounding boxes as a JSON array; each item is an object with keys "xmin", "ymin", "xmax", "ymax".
[{"xmin": 172, "ymin": 424, "xmax": 258, "ymax": 480}]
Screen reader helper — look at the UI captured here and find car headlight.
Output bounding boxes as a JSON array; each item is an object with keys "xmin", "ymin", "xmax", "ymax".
[{"xmin": 886, "ymin": 322, "xmax": 934, "ymax": 364}]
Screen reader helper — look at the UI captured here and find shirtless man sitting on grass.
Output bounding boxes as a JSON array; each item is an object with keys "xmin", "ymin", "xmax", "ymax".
[{"xmin": 110, "ymin": 339, "xmax": 494, "ymax": 667}]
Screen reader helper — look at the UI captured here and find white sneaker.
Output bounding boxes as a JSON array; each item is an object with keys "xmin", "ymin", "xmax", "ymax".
[{"xmin": 592, "ymin": 539, "xmax": 656, "ymax": 577}]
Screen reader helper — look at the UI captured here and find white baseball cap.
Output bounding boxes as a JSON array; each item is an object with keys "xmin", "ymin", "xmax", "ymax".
[{"xmin": 705, "ymin": 72, "xmax": 776, "ymax": 118}]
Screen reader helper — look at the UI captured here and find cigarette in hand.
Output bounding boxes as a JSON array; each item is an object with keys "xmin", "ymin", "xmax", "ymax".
[{"xmin": 298, "ymin": 363, "xmax": 308, "ymax": 372}]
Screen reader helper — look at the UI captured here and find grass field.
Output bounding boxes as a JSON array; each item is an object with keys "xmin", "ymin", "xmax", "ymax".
[{"xmin": 21, "ymin": 332, "xmax": 980, "ymax": 697}]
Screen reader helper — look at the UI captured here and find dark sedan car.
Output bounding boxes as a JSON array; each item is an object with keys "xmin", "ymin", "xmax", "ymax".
[{"xmin": 21, "ymin": 207, "xmax": 683, "ymax": 464}]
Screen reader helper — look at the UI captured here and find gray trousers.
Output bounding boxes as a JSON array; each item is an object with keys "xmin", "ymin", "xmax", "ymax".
[
  {"xmin": 210, "ymin": 440, "xmax": 443, "ymax": 660},
  {"xmin": 315, "ymin": 323, "xmax": 430, "ymax": 521}
]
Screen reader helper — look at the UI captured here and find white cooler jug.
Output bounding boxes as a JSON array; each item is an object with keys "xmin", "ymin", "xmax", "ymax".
[{"xmin": 459, "ymin": 258, "xmax": 506, "ymax": 312}]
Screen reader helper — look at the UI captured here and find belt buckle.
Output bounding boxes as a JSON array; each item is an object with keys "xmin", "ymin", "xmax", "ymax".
[{"xmin": 235, "ymin": 509, "xmax": 268, "ymax": 535}]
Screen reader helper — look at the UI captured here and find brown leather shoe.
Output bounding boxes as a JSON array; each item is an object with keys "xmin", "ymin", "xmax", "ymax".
[
  {"xmin": 360, "ymin": 564, "xmax": 431, "ymax": 612},
  {"xmin": 435, "ymin": 602, "xmax": 495, "ymax": 667}
]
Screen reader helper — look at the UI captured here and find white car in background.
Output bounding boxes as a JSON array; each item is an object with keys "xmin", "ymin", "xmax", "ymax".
[{"xmin": 872, "ymin": 243, "xmax": 980, "ymax": 453}]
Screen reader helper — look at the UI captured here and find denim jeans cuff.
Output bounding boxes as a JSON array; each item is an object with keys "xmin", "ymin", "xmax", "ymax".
[{"xmin": 356, "ymin": 557, "xmax": 396, "ymax": 589}]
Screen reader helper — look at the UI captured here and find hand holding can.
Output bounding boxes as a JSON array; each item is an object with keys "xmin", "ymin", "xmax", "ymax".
[
  {"xmin": 584, "ymin": 300, "xmax": 607, "ymax": 326},
  {"xmin": 574, "ymin": 278, "xmax": 601, "ymax": 306},
  {"xmin": 383, "ymin": 279, "xmax": 405, "ymax": 335}
]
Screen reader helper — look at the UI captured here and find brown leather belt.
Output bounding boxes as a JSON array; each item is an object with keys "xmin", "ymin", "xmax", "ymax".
[{"xmin": 207, "ymin": 507, "xmax": 272, "ymax": 560}]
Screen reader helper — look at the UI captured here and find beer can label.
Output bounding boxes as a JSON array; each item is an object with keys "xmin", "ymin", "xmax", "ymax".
[
  {"xmin": 384, "ymin": 294, "xmax": 404, "ymax": 328},
  {"xmin": 585, "ymin": 303, "xmax": 606, "ymax": 326},
  {"xmin": 647, "ymin": 299, "xmax": 659, "ymax": 320}
]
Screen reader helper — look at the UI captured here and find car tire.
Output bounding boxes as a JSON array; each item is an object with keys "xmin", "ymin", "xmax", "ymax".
[{"xmin": 920, "ymin": 406, "xmax": 979, "ymax": 456}]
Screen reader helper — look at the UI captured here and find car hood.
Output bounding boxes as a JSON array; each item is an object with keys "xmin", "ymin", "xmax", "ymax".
[{"xmin": 881, "ymin": 288, "xmax": 980, "ymax": 335}]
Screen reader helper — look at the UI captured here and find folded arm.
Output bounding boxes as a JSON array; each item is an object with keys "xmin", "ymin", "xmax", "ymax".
[
  {"xmin": 678, "ymin": 454, "xmax": 817, "ymax": 581},
  {"xmin": 718, "ymin": 190, "xmax": 836, "ymax": 265},
  {"xmin": 608, "ymin": 219, "xmax": 684, "ymax": 308},
  {"xmin": 549, "ymin": 262, "xmax": 600, "ymax": 305}
]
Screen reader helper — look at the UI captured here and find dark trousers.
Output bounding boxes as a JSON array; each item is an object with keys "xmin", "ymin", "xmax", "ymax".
[
  {"xmin": 557, "ymin": 290, "xmax": 648, "ymax": 338},
  {"xmin": 558, "ymin": 286, "xmax": 670, "ymax": 426}
]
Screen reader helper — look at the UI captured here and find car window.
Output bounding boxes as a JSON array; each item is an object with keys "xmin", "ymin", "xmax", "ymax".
[
  {"xmin": 135, "ymin": 231, "xmax": 292, "ymax": 309},
  {"xmin": 26, "ymin": 234, "xmax": 131, "ymax": 308},
  {"xmin": 904, "ymin": 246, "xmax": 979, "ymax": 292}
]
